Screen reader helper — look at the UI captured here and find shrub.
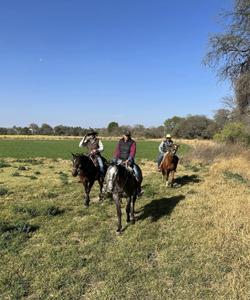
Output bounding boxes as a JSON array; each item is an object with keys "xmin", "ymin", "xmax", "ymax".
[
  {"xmin": 214, "ymin": 122, "xmax": 250, "ymax": 144},
  {"xmin": 0, "ymin": 160, "xmax": 11, "ymax": 168},
  {"xmin": 0, "ymin": 187, "xmax": 8, "ymax": 196},
  {"xmin": 12, "ymin": 172, "xmax": 21, "ymax": 177}
]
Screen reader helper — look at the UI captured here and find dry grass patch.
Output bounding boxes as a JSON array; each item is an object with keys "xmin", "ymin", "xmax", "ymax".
[{"xmin": 0, "ymin": 152, "xmax": 249, "ymax": 299}]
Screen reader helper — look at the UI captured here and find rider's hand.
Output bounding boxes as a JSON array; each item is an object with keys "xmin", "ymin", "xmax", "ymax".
[{"xmin": 125, "ymin": 159, "xmax": 131, "ymax": 166}]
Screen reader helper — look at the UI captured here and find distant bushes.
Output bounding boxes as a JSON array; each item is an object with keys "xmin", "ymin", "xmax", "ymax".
[
  {"xmin": 1, "ymin": 114, "xmax": 249, "ymax": 143},
  {"xmin": 214, "ymin": 122, "xmax": 250, "ymax": 145},
  {"xmin": 182, "ymin": 141, "xmax": 250, "ymax": 165}
]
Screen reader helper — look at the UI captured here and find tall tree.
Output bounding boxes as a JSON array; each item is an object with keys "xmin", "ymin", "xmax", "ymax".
[
  {"xmin": 40, "ymin": 123, "xmax": 54, "ymax": 135},
  {"xmin": 204, "ymin": 0, "xmax": 250, "ymax": 115},
  {"xmin": 107, "ymin": 122, "xmax": 119, "ymax": 133},
  {"xmin": 204, "ymin": 0, "xmax": 250, "ymax": 82}
]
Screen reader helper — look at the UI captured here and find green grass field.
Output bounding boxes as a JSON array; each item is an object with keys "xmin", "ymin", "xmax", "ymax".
[
  {"xmin": 0, "ymin": 139, "xmax": 189, "ymax": 161},
  {"xmin": 0, "ymin": 139, "xmax": 249, "ymax": 299}
]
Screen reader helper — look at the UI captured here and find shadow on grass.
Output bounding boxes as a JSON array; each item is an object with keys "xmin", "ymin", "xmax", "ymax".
[
  {"xmin": 137, "ymin": 195, "xmax": 185, "ymax": 222},
  {"xmin": 175, "ymin": 175, "xmax": 201, "ymax": 186}
]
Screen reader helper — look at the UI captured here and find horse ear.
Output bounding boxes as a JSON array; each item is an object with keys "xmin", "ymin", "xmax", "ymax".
[{"xmin": 71, "ymin": 152, "xmax": 75, "ymax": 157}]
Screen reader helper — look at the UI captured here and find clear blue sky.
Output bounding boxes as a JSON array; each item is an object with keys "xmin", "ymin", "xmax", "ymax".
[{"xmin": 0, "ymin": 0, "xmax": 234, "ymax": 128}]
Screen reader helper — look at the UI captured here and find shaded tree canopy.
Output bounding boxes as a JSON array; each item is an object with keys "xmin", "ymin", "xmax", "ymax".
[
  {"xmin": 164, "ymin": 116, "xmax": 185, "ymax": 133},
  {"xmin": 204, "ymin": 0, "xmax": 250, "ymax": 116},
  {"xmin": 204, "ymin": 0, "xmax": 250, "ymax": 82},
  {"xmin": 107, "ymin": 121, "xmax": 119, "ymax": 133}
]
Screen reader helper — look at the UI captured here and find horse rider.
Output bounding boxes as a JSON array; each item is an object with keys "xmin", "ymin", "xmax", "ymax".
[
  {"xmin": 79, "ymin": 129, "xmax": 105, "ymax": 177},
  {"xmin": 157, "ymin": 133, "xmax": 174, "ymax": 171},
  {"xmin": 113, "ymin": 130, "xmax": 143, "ymax": 195}
]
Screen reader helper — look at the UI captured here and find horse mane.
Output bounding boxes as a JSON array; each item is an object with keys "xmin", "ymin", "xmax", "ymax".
[{"xmin": 116, "ymin": 164, "xmax": 129, "ymax": 177}]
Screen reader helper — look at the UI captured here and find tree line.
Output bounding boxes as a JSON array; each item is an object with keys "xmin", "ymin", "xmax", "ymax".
[
  {"xmin": 0, "ymin": 113, "xmax": 236, "ymax": 140},
  {"xmin": 1, "ymin": 0, "xmax": 249, "ymax": 144}
]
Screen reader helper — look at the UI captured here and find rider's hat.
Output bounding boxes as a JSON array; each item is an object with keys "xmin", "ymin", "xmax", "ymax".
[
  {"xmin": 166, "ymin": 133, "xmax": 172, "ymax": 138},
  {"xmin": 86, "ymin": 129, "xmax": 98, "ymax": 136},
  {"xmin": 123, "ymin": 130, "xmax": 131, "ymax": 137}
]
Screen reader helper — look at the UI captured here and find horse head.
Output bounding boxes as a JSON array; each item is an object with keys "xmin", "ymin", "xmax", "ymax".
[
  {"xmin": 103, "ymin": 164, "xmax": 118, "ymax": 193},
  {"xmin": 166, "ymin": 144, "xmax": 179, "ymax": 156},
  {"xmin": 171, "ymin": 144, "xmax": 179, "ymax": 154},
  {"xmin": 71, "ymin": 153, "xmax": 82, "ymax": 177}
]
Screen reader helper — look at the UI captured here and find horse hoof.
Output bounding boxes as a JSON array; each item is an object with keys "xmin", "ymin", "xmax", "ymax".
[
  {"xmin": 116, "ymin": 229, "xmax": 122, "ymax": 235},
  {"xmin": 84, "ymin": 202, "xmax": 89, "ymax": 207},
  {"xmin": 126, "ymin": 219, "xmax": 130, "ymax": 223},
  {"xmin": 131, "ymin": 219, "xmax": 135, "ymax": 225}
]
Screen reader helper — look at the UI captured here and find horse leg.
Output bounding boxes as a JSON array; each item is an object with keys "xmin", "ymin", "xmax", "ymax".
[
  {"xmin": 98, "ymin": 177, "xmax": 104, "ymax": 202},
  {"xmin": 83, "ymin": 180, "xmax": 94, "ymax": 207},
  {"xmin": 130, "ymin": 194, "xmax": 136, "ymax": 224},
  {"xmin": 114, "ymin": 194, "xmax": 122, "ymax": 233},
  {"xmin": 168, "ymin": 171, "xmax": 174, "ymax": 187},
  {"xmin": 166, "ymin": 170, "xmax": 170, "ymax": 187},
  {"xmin": 171, "ymin": 171, "xmax": 175, "ymax": 187},
  {"xmin": 126, "ymin": 197, "xmax": 131, "ymax": 223}
]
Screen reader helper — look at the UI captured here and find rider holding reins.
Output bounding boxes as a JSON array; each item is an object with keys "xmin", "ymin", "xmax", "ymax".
[
  {"xmin": 113, "ymin": 130, "xmax": 143, "ymax": 196},
  {"xmin": 157, "ymin": 133, "xmax": 174, "ymax": 171},
  {"xmin": 79, "ymin": 129, "xmax": 105, "ymax": 177}
]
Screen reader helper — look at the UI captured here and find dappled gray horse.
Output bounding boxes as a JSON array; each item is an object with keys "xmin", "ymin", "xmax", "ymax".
[{"xmin": 103, "ymin": 163, "xmax": 142, "ymax": 233}]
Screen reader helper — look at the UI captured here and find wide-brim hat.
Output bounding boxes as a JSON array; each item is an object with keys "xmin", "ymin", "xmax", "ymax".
[
  {"xmin": 86, "ymin": 129, "xmax": 98, "ymax": 136},
  {"xmin": 166, "ymin": 134, "xmax": 171, "ymax": 138}
]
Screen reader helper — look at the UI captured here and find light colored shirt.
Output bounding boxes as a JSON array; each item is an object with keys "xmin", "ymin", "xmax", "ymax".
[{"xmin": 79, "ymin": 137, "xmax": 104, "ymax": 152}]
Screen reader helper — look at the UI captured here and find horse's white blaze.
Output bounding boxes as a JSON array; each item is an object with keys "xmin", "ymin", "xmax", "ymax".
[{"xmin": 105, "ymin": 166, "xmax": 117, "ymax": 192}]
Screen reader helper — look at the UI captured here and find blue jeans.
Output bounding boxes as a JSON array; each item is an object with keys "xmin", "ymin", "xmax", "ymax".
[
  {"xmin": 157, "ymin": 153, "xmax": 164, "ymax": 167},
  {"xmin": 97, "ymin": 156, "xmax": 104, "ymax": 175}
]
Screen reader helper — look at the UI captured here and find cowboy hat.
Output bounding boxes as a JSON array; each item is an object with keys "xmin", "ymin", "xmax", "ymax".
[{"xmin": 86, "ymin": 129, "xmax": 98, "ymax": 136}]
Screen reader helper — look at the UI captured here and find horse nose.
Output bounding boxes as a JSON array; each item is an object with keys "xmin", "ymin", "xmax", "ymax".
[
  {"xmin": 107, "ymin": 182, "xmax": 113, "ymax": 192},
  {"xmin": 72, "ymin": 168, "xmax": 78, "ymax": 176}
]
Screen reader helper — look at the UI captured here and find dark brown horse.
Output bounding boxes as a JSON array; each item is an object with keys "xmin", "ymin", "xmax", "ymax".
[
  {"xmin": 71, "ymin": 153, "xmax": 108, "ymax": 206},
  {"xmin": 159, "ymin": 144, "xmax": 179, "ymax": 187},
  {"xmin": 103, "ymin": 162, "xmax": 143, "ymax": 234}
]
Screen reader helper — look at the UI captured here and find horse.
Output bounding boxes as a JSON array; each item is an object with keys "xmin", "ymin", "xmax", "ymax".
[
  {"xmin": 71, "ymin": 153, "xmax": 108, "ymax": 206},
  {"xmin": 103, "ymin": 162, "xmax": 143, "ymax": 234},
  {"xmin": 159, "ymin": 144, "xmax": 179, "ymax": 187}
]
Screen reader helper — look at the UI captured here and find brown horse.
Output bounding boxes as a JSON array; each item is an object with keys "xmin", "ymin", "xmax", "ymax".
[
  {"xmin": 159, "ymin": 144, "xmax": 179, "ymax": 187},
  {"xmin": 71, "ymin": 153, "xmax": 108, "ymax": 206}
]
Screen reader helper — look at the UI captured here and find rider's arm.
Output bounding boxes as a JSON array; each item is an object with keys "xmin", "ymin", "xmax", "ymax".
[
  {"xmin": 79, "ymin": 136, "xmax": 88, "ymax": 147},
  {"xmin": 159, "ymin": 141, "xmax": 164, "ymax": 153},
  {"xmin": 114, "ymin": 142, "xmax": 120, "ymax": 159},
  {"xmin": 128, "ymin": 141, "xmax": 136, "ymax": 161},
  {"xmin": 97, "ymin": 140, "xmax": 104, "ymax": 153}
]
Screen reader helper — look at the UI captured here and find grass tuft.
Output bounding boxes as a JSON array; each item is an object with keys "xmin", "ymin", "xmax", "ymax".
[
  {"xmin": 0, "ymin": 221, "xmax": 39, "ymax": 234},
  {"xmin": 223, "ymin": 170, "xmax": 248, "ymax": 183},
  {"xmin": 12, "ymin": 171, "xmax": 21, "ymax": 177},
  {"xmin": 0, "ymin": 186, "xmax": 9, "ymax": 196},
  {"xmin": 18, "ymin": 166, "xmax": 28, "ymax": 171},
  {"xmin": 13, "ymin": 204, "xmax": 64, "ymax": 218},
  {"xmin": 0, "ymin": 160, "xmax": 11, "ymax": 168},
  {"xmin": 58, "ymin": 171, "xmax": 69, "ymax": 185}
]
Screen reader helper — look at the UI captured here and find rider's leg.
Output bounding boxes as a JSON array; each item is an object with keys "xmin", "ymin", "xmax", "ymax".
[
  {"xmin": 132, "ymin": 164, "xmax": 143, "ymax": 196},
  {"xmin": 132, "ymin": 164, "xmax": 140, "ymax": 181},
  {"xmin": 97, "ymin": 156, "xmax": 104, "ymax": 176},
  {"xmin": 158, "ymin": 153, "xmax": 164, "ymax": 168}
]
